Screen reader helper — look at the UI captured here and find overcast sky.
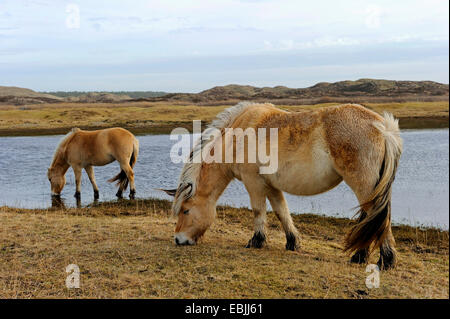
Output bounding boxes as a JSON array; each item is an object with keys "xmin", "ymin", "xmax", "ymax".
[{"xmin": 0, "ymin": 0, "xmax": 448, "ymax": 92}]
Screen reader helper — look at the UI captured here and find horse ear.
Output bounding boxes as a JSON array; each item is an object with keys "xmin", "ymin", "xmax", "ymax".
[{"xmin": 158, "ymin": 188, "xmax": 177, "ymax": 197}]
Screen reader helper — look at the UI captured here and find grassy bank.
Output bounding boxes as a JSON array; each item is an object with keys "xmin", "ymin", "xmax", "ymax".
[
  {"xmin": 0, "ymin": 199, "xmax": 448, "ymax": 298},
  {"xmin": 0, "ymin": 101, "xmax": 447, "ymax": 136}
]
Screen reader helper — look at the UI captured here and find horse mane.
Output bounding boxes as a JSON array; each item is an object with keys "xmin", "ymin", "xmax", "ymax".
[
  {"xmin": 50, "ymin": 128, "xmax": 80, "ymax": 167},
  {"xmin": 172, "ymin": 101, "xmax": 265, "ymax": 215}
]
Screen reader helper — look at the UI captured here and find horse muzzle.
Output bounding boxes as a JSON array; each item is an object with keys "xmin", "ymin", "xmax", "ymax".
[{"xmin": 174, "ymin": 233, "xmax": 196, "ymax": 246}]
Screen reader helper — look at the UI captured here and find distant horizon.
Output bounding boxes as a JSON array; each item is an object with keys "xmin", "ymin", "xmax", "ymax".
[{"xmin": 21, "ymin": 77, "xmax": 450, "ymax": 94}]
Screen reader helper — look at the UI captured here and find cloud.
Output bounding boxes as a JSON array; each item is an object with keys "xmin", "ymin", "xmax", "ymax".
[
  {"xmin": 280, "ymin": 39, "xmax": 294, "ymax": 50},
  {"xmin": 262, "ymin": 37, "xmax": 362, "ymax": 52}
]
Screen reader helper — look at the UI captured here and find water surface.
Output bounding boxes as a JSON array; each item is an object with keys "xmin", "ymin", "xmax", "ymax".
[{"xmin": 0, "ymin": 130, "xmax": 448, "ymax": 228}]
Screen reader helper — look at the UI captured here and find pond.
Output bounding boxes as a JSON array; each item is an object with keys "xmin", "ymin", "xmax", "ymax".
[{"xmin": 0, "ymin": 129, "xmax": 448, "ymax": 228}]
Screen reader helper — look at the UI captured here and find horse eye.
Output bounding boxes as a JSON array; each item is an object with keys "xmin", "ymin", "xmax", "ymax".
[{"xmin": 183, "ymin": 210, "xmax": 189, "ymax": 215}]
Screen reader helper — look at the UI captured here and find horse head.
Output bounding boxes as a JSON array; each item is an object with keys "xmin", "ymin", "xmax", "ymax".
[
  {"xmin": 47, "ymin": 167, "xmax": 66, "ymax": 196},
  {"xmin": 161, "ymin": 183, "xmax": 216, "ymax": 246}
]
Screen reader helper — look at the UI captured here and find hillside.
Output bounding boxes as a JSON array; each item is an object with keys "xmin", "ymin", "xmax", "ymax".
[
  {"xmin": 156, "ymin": 79, "xmax": 449, "ymax": 104},
  {"xmin": 0, "ymin": 87, "xmax": 166, "ymax": 105},
  {"xmin": 2, "ymin": 79, "xmax": 448, "ymax": 105},
  {"xmin": 0, "ymin": 86, "xmax": 63, "ymax": 105},
  {"xmin": 64, "ymin": 92, "xmax": 132, "ymax": 103}
]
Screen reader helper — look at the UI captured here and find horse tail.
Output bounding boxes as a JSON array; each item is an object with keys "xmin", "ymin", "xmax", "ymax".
[
  {"xmin": 108, "ymin": 169, "xmax": 128, "ymax": 190},
  {"xmin": 130, "ymin": 138, "xmax": 139, "ymax": 169},
  {"xmin": 344, "ymin": 112, "xmax": 403, "ymax": 254},
  {"xmin": 108, "ymin": 138, "xmax": 139, "ymax": 190}
]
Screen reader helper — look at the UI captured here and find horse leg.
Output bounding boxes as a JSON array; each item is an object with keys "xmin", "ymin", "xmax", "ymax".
[
  {"xmin": 378, "ymin": 224, "xmax": 397, "ymax": 270},
  {"xmin": 85, "ymin": 166, "xmax": 99, "ymax": 200},
  {"xmin": 348, "ymin": 203, "xmax": 397, "ymax": 269},
  {"xmin": 345, "ymin": 181, "xmax": 376, "ymax": 265},
  {"xmin": 350, "ymin": 248, "xmax": 369, "ymax": 264},
  {"xmin": 244, "ymin": 184, "xmax": 267, "ymax": 249},
  {"xmin": 343, "ymin": 166, "xmax": 397, "ymax": 268},
  {"xmin": 267, "ymin": 188, "xmax": 301, "ymax": 251},
  {"xmin": 350, "ymin": 211, "xmax": 369, "ymax": 264},
  {"xmin": 113, "ymin": 162, "xmax": 126, "ymax": 199},
  {"xmin": 118, "ymin": 161, "xmax": 135, "ymax": 199},
  {"xmin": 73, "ymin": 166, "xmax": 82, "ymax": 199}
]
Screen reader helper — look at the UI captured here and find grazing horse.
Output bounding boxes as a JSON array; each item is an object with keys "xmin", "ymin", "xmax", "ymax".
[
  {"xmin": 48, "ymin": 127, "xmax": 139, "ymax": 200},
  {"xmin": 163, "ymin": 102, "xmax": 402, "ymax": 270}
]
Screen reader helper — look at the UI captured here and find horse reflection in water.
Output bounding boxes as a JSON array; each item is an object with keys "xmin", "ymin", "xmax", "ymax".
[
  {"xmin": 50, "ymin": 194, "xmax": 101, "ymax": 209},
  {"xmin": 51, "ymin": 194, "xmax": 67, "ymax": 209}
]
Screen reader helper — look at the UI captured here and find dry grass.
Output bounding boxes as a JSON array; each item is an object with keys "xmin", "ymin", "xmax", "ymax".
[
  {"xmin": 283, "ymin": 101, "xmax": 449, "ymax": 117},
  {"xmin": 0, "ymin": 101, "xmax": 447, "ymax": 136},
  {"xmin": 0, "ymin": 199, "xmax": 447, "ymax": 299}
]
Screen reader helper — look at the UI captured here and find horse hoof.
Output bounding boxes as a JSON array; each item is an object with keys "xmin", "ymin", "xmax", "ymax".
[
  {"xmin": 377, "ymin": 260, "xmax": 396, "ymax": 271},
  {"xmin": 285, "ymin": 242, "xmax": 300, "ymax": 251},
  {"xmin": 285, "ymin": 232, "xmax": 300, "ymax": 251},
  {"xmin": 245, "ymin": 232, "xmax": 266, "ymax": 248},
  {"xmin": 377, "ymin": 252, "xmax": 397, "ymax": 271},
  {"xmin": 129, "ymin": 190, "xmax": 136, "ymax": 199},
  {"xmin": 94, "ymin": 190, "xmax": 99, "ymax": 200},
  {"xmin": 350, "ymin": 249, "xmax": 368, "ymax": 264},
  {"xmin": 116, "ymin": 192, "xmax": 123, "ymax": 199},
  {"xmin": 74, "ymin": 192, "xmax": 81, "ymax": 199}
]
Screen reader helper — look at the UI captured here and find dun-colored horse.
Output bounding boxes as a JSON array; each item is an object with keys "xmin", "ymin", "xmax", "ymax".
[
  {"xmin": 163, "ymin": 102, "xmax": 402, "ymax": 270},
  {"xmin": 48, "ymin": 127, "xmax": 139, "ymax": 199}
]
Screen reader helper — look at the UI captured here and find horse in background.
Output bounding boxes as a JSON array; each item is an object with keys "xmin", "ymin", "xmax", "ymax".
[
  {"xmin": 48, "ymin": 127, "xmax": 139, "ymax": 200},
  {"xmin": 163, "ymin": 102, "xmax": 402, "ymax": 270}
]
